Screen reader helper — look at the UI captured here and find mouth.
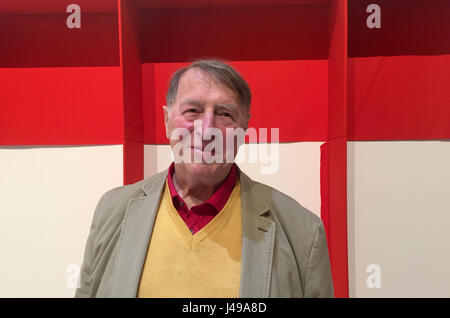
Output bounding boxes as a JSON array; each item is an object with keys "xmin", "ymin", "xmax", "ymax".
[{"xmin": 191, "ymin": 146, "xmax": 216, "ymax": 156}]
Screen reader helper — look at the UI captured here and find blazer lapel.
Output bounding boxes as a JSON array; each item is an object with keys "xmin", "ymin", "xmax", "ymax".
[
  {"xmin": 238, "ymin": 170, "xmax": 276, "ymax": 298},
  {"xmin": 109, "ymin": 171, "xmax": 167, "ymax": 297}
]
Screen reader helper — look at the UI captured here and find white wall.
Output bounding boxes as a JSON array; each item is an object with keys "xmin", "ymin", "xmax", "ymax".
[
  {"xmin": 144, "ymin": 142, "xmax": 323, "ymax": 216},
  {"xmin": 347, "ymin": 141, "xmax": 450, "ymax": 297},
  {"xmin": 0, "ymin": 145, "xmax": 123, "ymax": 297}
]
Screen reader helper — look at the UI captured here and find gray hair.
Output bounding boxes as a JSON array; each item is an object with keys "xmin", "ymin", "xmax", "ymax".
[{"xmin": 166, "ymin": 59, "xmax": 251, "ymax": 113}]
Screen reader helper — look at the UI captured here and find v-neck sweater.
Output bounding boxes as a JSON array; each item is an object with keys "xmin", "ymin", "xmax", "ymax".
[{"xmin": 137, "ymin": 179, "xmax": 242, "ymax": 298}]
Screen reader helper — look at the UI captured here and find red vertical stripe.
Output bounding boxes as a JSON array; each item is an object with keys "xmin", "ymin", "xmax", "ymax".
[
  {"xmin": 321, "ymin": 138, "xmax": 349, "ymax": 298},
  {"xmin": 324, "ymin": 0, "xmax": 349, "ymax": 298},
  {"xmin": 119, "ymin": 0, "xmax": 144, "ymax": 185},
  {"xmin": 320, "ymin": 143, "xmax": 330, "ymax": 253}
]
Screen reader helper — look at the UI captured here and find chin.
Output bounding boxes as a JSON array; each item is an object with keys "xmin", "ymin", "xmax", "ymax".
[
  {"xmin": 181, "ymin": 162, "xmax": 231, "ymax": 185},
  {"xmin": 186, "ymin": 162, "xmax": 223, "ymax": 175}
]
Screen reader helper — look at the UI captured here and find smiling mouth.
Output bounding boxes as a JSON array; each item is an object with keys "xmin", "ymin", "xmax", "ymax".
[{"xmin": 191, "ymin": 146, "xmax": 216, "ymax": 156}]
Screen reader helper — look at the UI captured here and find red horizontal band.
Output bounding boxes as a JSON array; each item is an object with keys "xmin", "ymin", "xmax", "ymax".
[
  {"xmin": 348, "ymin": 55, "xmax": 450, "ymax": 140},
  {"xmin": 0, "ymin": 67, "xmax": 124, "ymax": 145},
  {"xmin": 0, "ymin": 0, "xmax": 117, "ymax": 14},
  {"xmin": 0, "ymin": 13, "xmax": 119, "ymax": 67}
]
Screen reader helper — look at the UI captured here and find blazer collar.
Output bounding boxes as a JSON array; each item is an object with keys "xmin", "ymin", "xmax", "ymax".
[
  {"xmin": 109, "ymin": 166, "xmax": 275, "ymax": 298},
  {"xmin": 109, "ymin": 170, "xmax": 168, "ymax": 297}
]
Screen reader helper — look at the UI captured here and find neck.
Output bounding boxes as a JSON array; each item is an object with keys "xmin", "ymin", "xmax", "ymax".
[{"xmin": 172, "ymin": 163, "xmax": 232, "ymax": 209}]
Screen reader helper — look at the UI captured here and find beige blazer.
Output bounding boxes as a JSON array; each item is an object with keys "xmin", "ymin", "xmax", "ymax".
[{"xmin": 75, "ymin": 167, "xmax": 334, "ymax": 298}]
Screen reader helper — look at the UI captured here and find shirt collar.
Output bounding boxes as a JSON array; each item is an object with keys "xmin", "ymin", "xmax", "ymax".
[{"xmin": 167, "ymin": 162, "xmax": 238, "ymax": 213}]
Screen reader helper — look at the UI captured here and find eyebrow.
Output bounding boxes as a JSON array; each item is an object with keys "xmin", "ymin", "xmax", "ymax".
[
  {"xmin": 216, "ymin": 103, "xmax": 238, "ymax": 110},
  {"xmin": 180, "ymin": 99, "xmax": 238, "ymax": 110},
  {"xmin": 180, "ymin": 99, "xmax": 204, "ymax": 107}
]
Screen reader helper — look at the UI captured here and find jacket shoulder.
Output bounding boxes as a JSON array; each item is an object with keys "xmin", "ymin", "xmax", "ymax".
[
  {"xmin": 249, "ymin": 179, "xmax": 333, "ymax": 297},
  {"xmin": 251, "ymin": 180, "xmax": 322, "ymax": 231},
  {"xmin": 94, "ymin": 170, "xmax": 168, "ymax": 230},
  {"xmin": 249, "ymin": 179, "xmax": 324, "ymax": 268}
]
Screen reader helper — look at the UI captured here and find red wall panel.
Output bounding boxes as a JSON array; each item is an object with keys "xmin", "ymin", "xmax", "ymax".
[
  {"xmin": 320, "ymin": 137, "xmax": 348, "ymax": 298},
  {"xmin": 139, "ymin": 5, "xmax": 329, "ymax": 62},
  {"xmin": 328, "ymin": 0, "xmax": 347, "ymax": 139},
  {"xmin": 348, "ymin": 0, "xmax": 450, "ymax": 58},
  {"xmin": 348, "ymin": 0, "xmax": 450, "ymax": 140},
  {"xmin": 0, "ymin": 67, "xmax": 123, "ymax": 145},
  {"xmin": 135, "ymin": 0, "xmax": 331, "ymax": 8},
  {"xmin": 325, "ymin": 0, "xmax": 348, "ymax": 297},
  {"xmin": 348, "ymin": 55, "xmax": 450, "ymax": 140},
  {"xmin": 0, "ymin": 0, "xmax": 117, "ymax": 14},
  {"xmin": 0, "ymin": 13, "xmax": 119, "ymax": 67},
  {"xmin": 119, "ymin": 0, "xmax": 144, "ymax": 184}
]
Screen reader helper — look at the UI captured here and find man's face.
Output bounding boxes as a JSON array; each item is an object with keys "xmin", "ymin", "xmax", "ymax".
[{"xmin": 163, "ymin": 68, "xmax": 249, "ymax": 183}]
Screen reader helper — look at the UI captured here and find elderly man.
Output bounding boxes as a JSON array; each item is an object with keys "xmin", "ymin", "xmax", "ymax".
[{"xmin": 75, "ymin": 60, "xmax": 333, "ymax": 298}]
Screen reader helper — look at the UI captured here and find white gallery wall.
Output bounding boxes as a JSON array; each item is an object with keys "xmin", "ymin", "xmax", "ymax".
[
  {"xmin": 0, "ymin": 145, "xmax": 123, "ymax": 297},
  {"xmin": 347, "ymin": 141, "xmax": 450, "ymax": 297}
]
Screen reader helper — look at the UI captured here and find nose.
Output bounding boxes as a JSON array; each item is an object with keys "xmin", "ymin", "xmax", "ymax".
[
  {"xmin": 193, "ymin": 109, "xmax": 216, "ymax": 148},
  {"xmin": 201, "ymin": 109, "xmax": 215, "ymax": 134}
]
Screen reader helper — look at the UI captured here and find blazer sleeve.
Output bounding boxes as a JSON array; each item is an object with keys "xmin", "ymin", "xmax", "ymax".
[
  {"xmin": 74, "ymin": 193, "xmax": 106, "ymax": 298},
  {"xmin": 304, "ymin": 221, "xmax": 334, "ymax": 298}
]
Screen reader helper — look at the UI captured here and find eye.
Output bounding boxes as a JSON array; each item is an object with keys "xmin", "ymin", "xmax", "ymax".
[
  {"xmin": 184, "ymin": 108, "xmax": 199, "ymax": 115},
  {"xmin": 220, "ymin": 112, "xmax": 233, "ymax": 118}
]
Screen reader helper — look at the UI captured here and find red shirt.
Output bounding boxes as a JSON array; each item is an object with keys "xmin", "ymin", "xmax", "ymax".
[{"xmin": 167, "ymin": 163, "xmax": 238, "ymax": 234}]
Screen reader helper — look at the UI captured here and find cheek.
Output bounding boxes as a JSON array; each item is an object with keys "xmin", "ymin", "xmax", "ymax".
[
  {"xmin": 219, "ymin": 126, "xmax": 240, "ymax": 147},
  {"xmin": 168, "ymin": 116, "xmax": 193, "ymax": 131},
  {"xmin": 167, "ymin": 117, "xmax": 194, "ymax": 143}
]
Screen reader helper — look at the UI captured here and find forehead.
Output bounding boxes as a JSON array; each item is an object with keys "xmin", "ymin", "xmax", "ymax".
[{"xmin": 176, "ymin": 68, "xmax": 239, "ymax": 102}]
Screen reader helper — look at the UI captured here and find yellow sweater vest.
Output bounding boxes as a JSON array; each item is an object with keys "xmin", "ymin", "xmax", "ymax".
[{"xmin": 137, "ymin": 179, "xmax": 242, "ymax": 298}]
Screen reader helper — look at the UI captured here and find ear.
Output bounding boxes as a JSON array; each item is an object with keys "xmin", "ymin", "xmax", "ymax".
[{"xmin": 163, "ymin": 105, "xmax": 170, "ymax": 139}]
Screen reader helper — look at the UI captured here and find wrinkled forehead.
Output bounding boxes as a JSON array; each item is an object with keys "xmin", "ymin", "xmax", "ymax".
[{"xmin": 175, "ymin": 68, "xmax": 239, "ymax": 102}]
